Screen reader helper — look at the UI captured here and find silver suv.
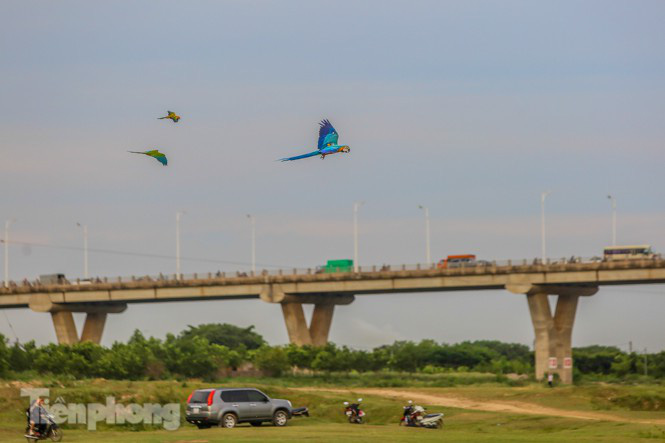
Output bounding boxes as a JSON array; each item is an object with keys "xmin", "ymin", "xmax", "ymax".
[{"xmin": 185, "ymin": 388, "xmax": 292, "ymax": 429}]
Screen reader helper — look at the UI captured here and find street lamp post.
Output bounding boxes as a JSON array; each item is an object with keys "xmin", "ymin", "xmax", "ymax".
[
  {"xmin": 353, "ymin": 202, "xmax": 364, "ymax": 272},
  {"xmin": 4, "ymin": 219, "xmax": 15, "ymax": 288},
  {"xmin": 418, "ymin": 205, "xmax": 431, "ymax": 266},
  {"xmin": 76, "ymin": 223, "xmax": 89, "ymax": 279},
  {"xmin": 541, "ymin": 191, "xmax": 550, "ymax": 264},
  {"xmin": 607, "ymin": 195, "xmax": 617, "ymax": 245},
  {"xmin": 247, "ymin": 214, "xmax": 256, "ymax": 274},
  {"xmin": 176, "ymin": 211, "xmax": 185, "ymax": 280}
]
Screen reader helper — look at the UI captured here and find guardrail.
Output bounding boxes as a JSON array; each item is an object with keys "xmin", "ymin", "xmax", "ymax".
[{"xmin": 1, "ymin": 255, "xmax": 664, "ymax": 294}]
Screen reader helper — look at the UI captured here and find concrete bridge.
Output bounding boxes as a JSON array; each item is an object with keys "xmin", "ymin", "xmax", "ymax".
[{"xmin": 2, "ymin": 258, "xmax": 665, "ymax": 384}]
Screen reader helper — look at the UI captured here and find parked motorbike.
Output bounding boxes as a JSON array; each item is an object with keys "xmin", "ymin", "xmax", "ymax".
[
  {"xmin": 291, "ymin": 406, "xmax": 310, "ymax": 417},
  {"xmin": 400, "ymin": 400, "xmax": 443, "ymax": 429},
  {"xmin": 24, "ymin": 412, "xmax": 62, "ymax": 441},
  {"xmin": 343, "ymin": 399, "xmax": 365, "ymax": 424}
]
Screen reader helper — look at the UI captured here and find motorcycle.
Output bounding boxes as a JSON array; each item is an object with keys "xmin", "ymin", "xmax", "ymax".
[
  {"xmin": 291, "ymin": 406, "xmax": 310, "ymax": 417},
  {"xmin": 343, "ymin": 399, "xmax": 365, "ymax": 424},
  {"xmin": 400, "ymin": 401, "xmax": 443, "ymax": 429},
  {"xmin": 24, "ymin": 412, "xmax": 62, "ymax": 442}
]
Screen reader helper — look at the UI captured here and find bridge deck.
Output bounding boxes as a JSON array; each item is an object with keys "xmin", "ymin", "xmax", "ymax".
[{"xmin": 1, "ymin": 259, "xmax": 664, "ymax": 308}]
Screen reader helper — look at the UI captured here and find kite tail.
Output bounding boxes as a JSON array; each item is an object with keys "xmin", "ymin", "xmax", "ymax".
[{"xmin": 279, "ymin": 150, "xmax": 321, "ymax": 162}]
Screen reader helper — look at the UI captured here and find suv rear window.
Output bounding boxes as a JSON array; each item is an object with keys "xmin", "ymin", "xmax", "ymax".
[
  {"xmin": 189, "ymin": 390, "xmax": 212, "ymax": 403},
  {"xmin": 221, "ymin": 390, "xmax": 249, "ymax": 403}
]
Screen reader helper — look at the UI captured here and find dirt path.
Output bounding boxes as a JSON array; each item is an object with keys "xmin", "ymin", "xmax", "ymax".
[{"xmin": 292, "ymin": 387, "xmax": 665, "ymax": 425}]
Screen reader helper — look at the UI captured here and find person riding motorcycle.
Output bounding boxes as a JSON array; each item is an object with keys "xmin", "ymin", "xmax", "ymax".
[{"xmin": 27, "ymin": 397, "xmax": 48, "ymax": 437}]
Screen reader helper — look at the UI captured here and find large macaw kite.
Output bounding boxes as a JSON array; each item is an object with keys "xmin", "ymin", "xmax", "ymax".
[
  {"xmin": 280, "ymin": 119, "xmax": 350, "ymax": 161},
  {"xmin": 129, "ymin": 150, "xmax": 168, "ymax": 166},
  {"xmin": 158, "ymin": 110, "xmax": 180, "ymax": 123}
]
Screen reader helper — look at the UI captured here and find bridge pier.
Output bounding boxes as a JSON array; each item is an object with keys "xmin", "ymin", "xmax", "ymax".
[
  {"xmin": 261, "ymin": 285, "xmax": 354, "ymax": 346},
  {"xmin": 280, "ymin": 302, "xmax": 342, "ymax": 346},
  {"xmin": 507, "ymin": 284, "xmax": 597, "ymax": 384},
  {"xmin": 29, "ymin": 295, "xmax": 126, "ymax": 345},
  {"xmin": 80, "ymin": 312, "xmax": 108, "ymax": 344},
  {"xmin": 281, "ymin": 303, "xmax": 313, "ymax": 346},
  {"xmin": 310, "ymin": 303, "xmax": 335, "ymax": 346},
  {"xmin": 50, "ymin": 311, "xmax": 79, "ymax": 345}
]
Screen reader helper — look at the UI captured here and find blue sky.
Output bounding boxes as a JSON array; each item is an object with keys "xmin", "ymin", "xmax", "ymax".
[{"xmin": 1, "ymin": 1, "xmax": 665, "ymax": 350}]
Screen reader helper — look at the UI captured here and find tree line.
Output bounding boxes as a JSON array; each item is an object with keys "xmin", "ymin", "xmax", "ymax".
[{"xmin": 0, "ymin": 323, "xmax": 663, "ymax": 380}]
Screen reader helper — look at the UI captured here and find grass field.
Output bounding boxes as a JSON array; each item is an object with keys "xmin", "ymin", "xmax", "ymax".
[{"xmin": 1, "ymin": 377, "xmax": 664, "ymax": 442}]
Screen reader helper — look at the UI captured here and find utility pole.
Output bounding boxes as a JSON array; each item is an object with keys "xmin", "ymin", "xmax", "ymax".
[
  {"xmin": 176, "ymin": 211, "xmax": 185, "ymax": 280},
  {"xmin": 77, "ymin": 223, "xmax": 89, "ymax": 279},
  {"xmin": 644, "ymin": 348, "xmax": 648, "ymax": 377},
  {"xmin": 607, "ymin": 195, "xmax": 617, "ymax": 245},
  {"xmin": 247, "ymin": 214, "xmax": 256, "ymax": 274},
  {"xmin": 541, "ymin": 192, "xmax": 550, "ymax": 263},
  {"xmin": 418, "ymin": 205, "xmax": 431, "ymax": 266},
  {"xmin": 353, "ymin": 202, "xmax": 364, "ymax": 272},
  {"xmin": 4, "ymin": 219, "xmax": 15, "ymax": 288}
]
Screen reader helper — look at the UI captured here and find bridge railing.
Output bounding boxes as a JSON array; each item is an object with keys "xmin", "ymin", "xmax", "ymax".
[{"xmin": 2, "ymin": 255, "xmax": 661, "ymax": 292}]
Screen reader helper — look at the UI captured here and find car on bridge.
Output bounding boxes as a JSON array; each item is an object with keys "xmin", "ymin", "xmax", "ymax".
[
  {"xmin": 39, "ymin": 274, "xmax": 68, "ymax": 285},
  {"xmin": 603, "ymin": 245, "xmax": 655, "ymax": 260},
  {"xmin": 185, "ymin": 387, "xmax": 293, "ymax": 429},
  {"xmin": 315, "ymin": 259, "xmax": 354, "ymax": 273},
  {"xmin": 437, "ymin": 254, "xmax": 477, "ymax": 269}
]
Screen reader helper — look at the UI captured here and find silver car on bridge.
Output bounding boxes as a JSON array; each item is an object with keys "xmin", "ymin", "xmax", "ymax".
[{"xmin": 185, "ymin": 387, "xmax": 292, "ymax": 428}]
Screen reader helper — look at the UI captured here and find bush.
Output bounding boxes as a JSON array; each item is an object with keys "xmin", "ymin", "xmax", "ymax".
[
  {"xmin": 2, "ymin": 323, "xmax": 663, "ymax": 381},
  {"xmin": 253, "ymin": 346, "xmax": 290, "ymax": 376}
]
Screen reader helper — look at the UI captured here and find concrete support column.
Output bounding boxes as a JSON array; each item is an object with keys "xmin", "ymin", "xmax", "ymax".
[
  {"xmin": 553, "ymin": 294, "xmax": 579, "ymax": 385},
  {"xmin": 50, "ymin": 311, "xmax": 79, "ymax": 345},
  {"xmin": 266, "ymin": 287, "xmax": 354, "ymax": 347},
  {"xmin": 281, "ymin": 303, "xmax": 313, "ymax": 346},
  {"xmin": 30, "ymin": 296, "xmax": 127, "ymax": 345},
  {"xmin": 526, "ymin": 293, "xmax": 555, "ymax": 380},
  {"xmin": 310, "ymin": 304, "xmax": 335, "ymax": 346},
  {"xmin": 80, "ymin": 312, "xmax": 108, "ymax": 344},
  {"xmin": 507, "ymin": 284, "xmax": 596, "ymax": 385}
]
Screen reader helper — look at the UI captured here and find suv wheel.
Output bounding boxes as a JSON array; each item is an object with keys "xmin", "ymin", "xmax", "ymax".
[
  {"xmin": 272, "ymin": 410, "xmax": 288, "ymax": 427},
  {"xmin": 220, "ymin": 413, "xmax": 237, "ymax": 429}
]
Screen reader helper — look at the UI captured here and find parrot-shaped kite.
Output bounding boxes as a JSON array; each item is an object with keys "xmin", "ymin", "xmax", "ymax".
[
  {"xmin": 158, "ymin": 110, "xmax": 180, "ymax": 123},
  {"xmin": 129, "ymin": 150, "xmax": 168, "ymax": 166},
  {"xmin": 279, "ymin": 119, "xmax": 350, "ymax": 161}
]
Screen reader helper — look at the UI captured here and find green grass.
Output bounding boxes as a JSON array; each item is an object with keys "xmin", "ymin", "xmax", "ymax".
[
  {"xmin": 1, "ymin": 378, "xmax": 665, "ymax": 442},
  {"xmin": 224, "ymin": 371, "xmax": 511, "ymax": 388},
  {"xmin": 414, "ymin": 384, "xmax": 665, "ymax": 418}
]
